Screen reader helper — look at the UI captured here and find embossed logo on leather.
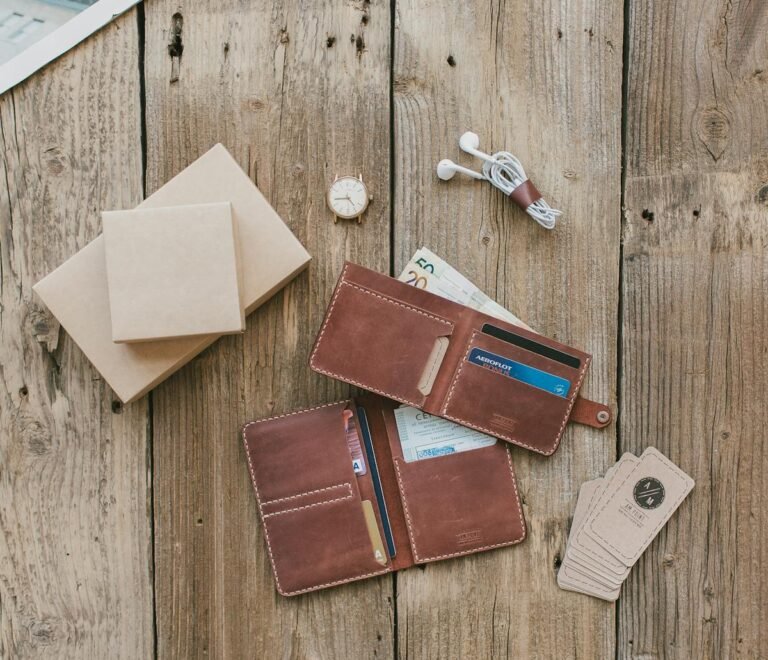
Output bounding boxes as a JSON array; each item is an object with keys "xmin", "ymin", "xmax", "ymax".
[
  {"xmin": 490, "ymin": 413, "xmax": 517, "ymax": 433},
  {"xmin": 633, "ymin": 477, "xmax": 665, "ymax": 510},
  {"xmin": 456, "ymin": 530, "xmax": 482, "ymax": 546}
]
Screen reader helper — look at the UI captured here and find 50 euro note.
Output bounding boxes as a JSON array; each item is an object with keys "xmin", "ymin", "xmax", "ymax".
[{"xmin": 397, "ymin": 246, "xmax": 532, "ymax": 331}]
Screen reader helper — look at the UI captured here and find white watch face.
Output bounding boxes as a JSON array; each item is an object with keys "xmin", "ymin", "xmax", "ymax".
[{"xmin": 328, "ymin": 176, "xmax": 369, "ymax": 219}]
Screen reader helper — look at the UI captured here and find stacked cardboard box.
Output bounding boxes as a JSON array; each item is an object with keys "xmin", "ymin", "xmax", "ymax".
[{"xmin": 34, "ymin": 144, "xmax": 311, "ymax": 403}]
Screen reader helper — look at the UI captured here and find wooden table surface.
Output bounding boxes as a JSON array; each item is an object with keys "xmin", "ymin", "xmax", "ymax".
[{"xmin": 1, "ymin": 1, "xmax": 766, "ymax": 658}]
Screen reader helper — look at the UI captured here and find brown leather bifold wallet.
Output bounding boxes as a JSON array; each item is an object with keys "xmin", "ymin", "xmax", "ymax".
[
  {"xmin": 243, "ymin": 262, "xmax": 610, "ymax": 596},
  {"xmin": 310, "ymin": 262, "xmax": 611, "ymax": 457},
  {"xmin": 243, "ymin": 395, "xmax": 526, "ymax": 596}
]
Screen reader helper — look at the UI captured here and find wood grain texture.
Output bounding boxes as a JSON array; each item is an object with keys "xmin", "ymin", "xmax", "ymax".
[
  {"xmin": 3, "ymin": 1, "xmax": 767, "ymax": 658},
  {"xmin": 143, "ymin": 1, "xmax": 392, "ymax": 657},
  {"xmin": 621, "ymin": 1, "xmax": 768, "ymax": 658},
  {"xmin": 393, "ymin": 0, "xmax": 622, "ymax": 658},
  {"xmin": 0, "ymin": 10, "xmax": 153, "ymax": 659}
]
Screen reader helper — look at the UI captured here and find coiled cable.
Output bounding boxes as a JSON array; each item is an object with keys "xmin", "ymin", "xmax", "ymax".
[{"xmin": 480, "ymin": 151, "xmax": 561, "ymax": 230}]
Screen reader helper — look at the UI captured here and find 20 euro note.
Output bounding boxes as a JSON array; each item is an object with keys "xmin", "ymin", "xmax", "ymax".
[{"xmin": 397, "ymin": 247, "xmax": 532, "ymax": 331}]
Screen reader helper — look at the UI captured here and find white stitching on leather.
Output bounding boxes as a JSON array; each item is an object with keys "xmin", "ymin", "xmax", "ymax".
[
  {"xmin": 392, "ymin": 458, "xmax": 421, "ymax": 560},
  {"xmin": 262, "ymin": 483, "xmax": 351, "ymax": 507},
  {"xmin": 308, "ymin": 267, "xmax": 454, "ymax": 407},
  {"xmin": 392, "ymin": 451, "xmax": 526, "ymax": 563},
  {"xmin": 311, "ymin": 367, "xmax": 423, "ymax": 408},
  {"xmin": 262, "ymin": 493, "xmax": 354, "ymax": 518},
  {"xmin": 241, "ymin": 400, "xmax": 345, "ymax": 432},
  {"xmin": 242, "ymin": 404, "xmax": 391, "ymax": 596},
  {"xmin": 343, "ymin": 280, "xmax": 454, "ymax": 325},
  {"xmin": 441, "ymin": 330, "xmax": 590, "ymax": 455},
  {"xmin": 504, "ymin": 445, "xmax": 527, "ymax": 544},
  {"xmin": 273, "ymin": 567, "xmax": 391, "ymax": 597},
  {"xmin": 308, "ymin": 263, "xmax": 350, "ymax": 371},
  {"xmin": 242, "ymin": 426, "xmax": 286, "ymax": 594}
]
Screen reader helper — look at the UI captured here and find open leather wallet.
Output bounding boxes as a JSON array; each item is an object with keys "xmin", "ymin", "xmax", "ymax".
[
  {"xmin": 242, "ymin": 262, "xmax": 612, "ymax": 596},
  {"xmin": 309, "ymin": 262, "xmax": 611, "ymax": 456}
]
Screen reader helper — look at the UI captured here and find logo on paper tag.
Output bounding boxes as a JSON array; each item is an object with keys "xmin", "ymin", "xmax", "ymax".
[{"xmin": 633, "ymin": 477, "xmax": 665, "ymax": 510}]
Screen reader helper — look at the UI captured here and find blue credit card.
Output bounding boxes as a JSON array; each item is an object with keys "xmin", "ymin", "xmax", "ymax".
[
  {"xmin": 356, "ymin": 406, "xmax": 396, "ymax": 559},
  {"xmin": 468, "ymin": 348, "xmax": 571, "ymax": 398}
]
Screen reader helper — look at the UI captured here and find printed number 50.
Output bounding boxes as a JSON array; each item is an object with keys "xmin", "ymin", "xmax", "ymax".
[{"xmin": 415, "ymin": 258, "xmax": 434, "ymax": 273}]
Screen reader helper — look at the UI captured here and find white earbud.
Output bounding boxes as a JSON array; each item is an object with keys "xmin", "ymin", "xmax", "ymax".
[
  {"xmin": 436, "ymin": 131, "xmax": 563, "ymax": 230},
  {"xmin": 458, "ymin": 131, "xmax": 496, "ymax": 163},
  {"xmin": 436, "ymin": 159, "xmax": 485, "ymax": 181}
]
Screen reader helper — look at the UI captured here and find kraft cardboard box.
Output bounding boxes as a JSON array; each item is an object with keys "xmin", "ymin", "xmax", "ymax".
[
  {"xmin": 103, "ymin": 202, "xmax": 244, "ymax": 343},
  {"xmin": 33, "ymin": 144, "xmax": 311, "ymax": 403}
]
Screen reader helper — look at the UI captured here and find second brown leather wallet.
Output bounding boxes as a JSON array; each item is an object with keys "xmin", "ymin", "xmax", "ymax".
[
  {"xmin": 243, "ymin": 395, "xmax": 526, "ymax": 596},
  {"xmin": 309, "ymin": 262, "xmax": 611, "ymax": 457}
]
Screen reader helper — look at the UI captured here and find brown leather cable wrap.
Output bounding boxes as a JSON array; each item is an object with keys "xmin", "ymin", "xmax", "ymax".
[{"xmin": 508, "ymin": 179, "xmax": 542, "ymax": 210}]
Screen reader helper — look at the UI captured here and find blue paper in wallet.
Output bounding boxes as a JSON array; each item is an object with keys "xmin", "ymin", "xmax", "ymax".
[{"xmin": 468, "ymin": 347, "xmax": 571, "ymax": 398}]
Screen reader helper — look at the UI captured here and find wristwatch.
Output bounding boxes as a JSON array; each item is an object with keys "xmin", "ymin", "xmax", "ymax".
[{"xmin": 327, "ymin": 174, "xmax": 372, "ymax": 224}]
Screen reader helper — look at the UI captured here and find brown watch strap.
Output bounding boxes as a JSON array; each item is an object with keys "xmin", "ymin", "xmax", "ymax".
[
  {"xmin": 508, "ymin": 179, "xmax": 542, "ymax": 210},
  {"xmin": 569, "ymin": 396, "xmax": 612, "ymax": 429}
]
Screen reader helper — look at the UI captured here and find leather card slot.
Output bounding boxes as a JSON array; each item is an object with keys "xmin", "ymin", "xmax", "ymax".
[
  {"xmin": 243, "ymin": 401, "xmax": 392, "ymax": 597},
  {"xmin": 243, "ymin": 401, "xmax": 363, "ymax": 506},
  {"xmin": 261, "ymin": 483, "xmax": 353, "ymax": 517},
  {"xmin": 479, "ymin": 322, "xmax": 584, "ymax": 370},
  {"xmin": 310, "ymin": 281, "xmax": 455, "ymax": 407},
  {"xmin": 466, "ymin": 329, "xmax": 584, "ymax": 386},
  {"xmin": 262, "ymin": 496, "xmax": 390, "ymax": 596},
  {"xmin": 391, "ymin": 444, "xmax": 526, "ymax": 564},
  {"xmin": 462, "ymin": 360, "xmax": 571, "ymax": 401},
  {"xmin": 441, "ymin": 331, "xmax": 589, "ymax": 455}
]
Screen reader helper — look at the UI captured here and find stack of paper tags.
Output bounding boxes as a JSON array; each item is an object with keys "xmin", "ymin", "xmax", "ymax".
[{"xmin": 558, "ymin": 447, "xmax": 694, "ymax": 601}]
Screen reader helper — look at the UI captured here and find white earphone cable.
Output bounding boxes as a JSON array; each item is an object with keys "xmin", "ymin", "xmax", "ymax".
[
  {"xmin": 437, "ymin": 132, "xmax": 563, "ymax": 230},
  {"xmin": 480, "ymin": 151, "xmax": 561, "ymax": 230}
]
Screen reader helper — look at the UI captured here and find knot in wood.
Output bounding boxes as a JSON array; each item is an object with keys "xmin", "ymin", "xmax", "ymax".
[{"xmin": 696, "ymin": 107, "xmax": 730, "ymax": 161}]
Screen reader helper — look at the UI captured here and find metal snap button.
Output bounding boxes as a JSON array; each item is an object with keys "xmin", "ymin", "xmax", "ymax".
[{"xmin": 596, "ymin": 410, "xmax": 610, "ymax": 424}]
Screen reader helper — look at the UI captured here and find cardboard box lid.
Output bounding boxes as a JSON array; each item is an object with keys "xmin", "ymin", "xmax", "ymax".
[
  {"xmin": 103, "ymin": 202, "xmax": 244, "ymax": 343},
  {"xmin": 33, "ymin": 144, "xmax": 311, "ymax": 402}
]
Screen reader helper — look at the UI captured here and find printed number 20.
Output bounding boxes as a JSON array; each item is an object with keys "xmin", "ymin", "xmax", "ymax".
[{"xmin": 404, "ymin": 270, "xmax": 427, "ymax": 288}]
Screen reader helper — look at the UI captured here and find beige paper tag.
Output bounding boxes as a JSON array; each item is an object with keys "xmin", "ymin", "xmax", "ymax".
[
  {"xmin": 565, "ymin": 480, "xmax": 627, "ymax": 586},
  {"xmin": 557, "ymin": 563, "xmax": 621, "ymax": 601},
  {"xmin": 572, "ymin": 454, "xmax": 639, "ymax": 573},
  {"xmin": 560, "ymin": 478, "xmax": 625, "ymax": 600},
  {"xmin": 585, "ymin": 447, "xmax": 694, "ymax": 565}
]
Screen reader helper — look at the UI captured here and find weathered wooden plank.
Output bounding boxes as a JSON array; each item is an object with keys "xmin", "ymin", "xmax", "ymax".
[
  {"xmin": 144, "ymin": 1, "xmax": 392, "ymax": 657},
  {"xmin": 621, "ymin": 1, "xmax": 768, "ymax": 658},
  {"xmin": 0, "ymin": 11, "xmax": 153, "ymax": 659},
  {"xmin": 393, "ymin": 0, "xmax": 622, "ymax": 657}
]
